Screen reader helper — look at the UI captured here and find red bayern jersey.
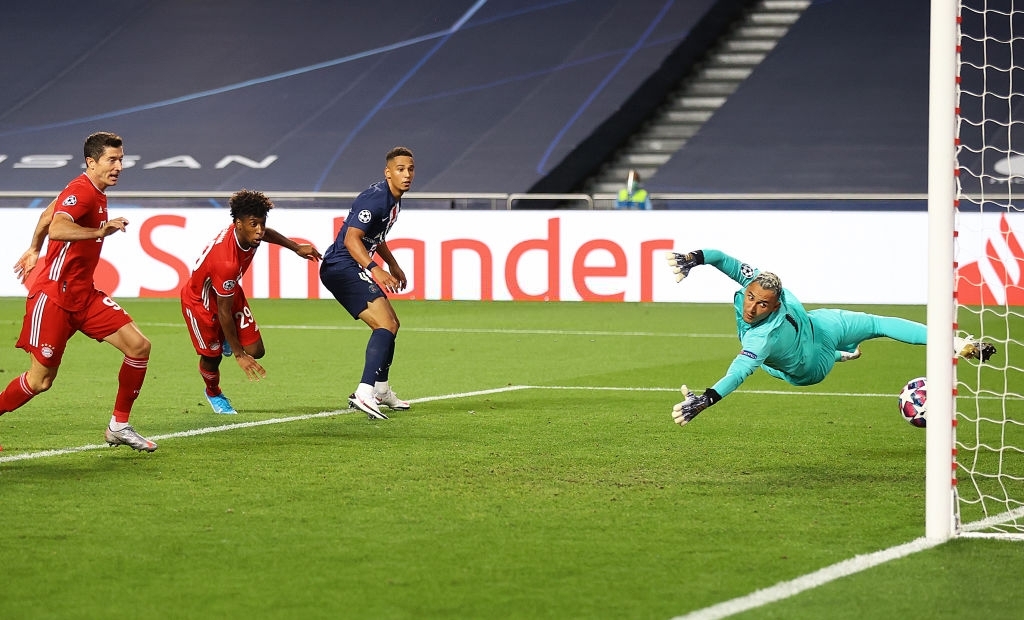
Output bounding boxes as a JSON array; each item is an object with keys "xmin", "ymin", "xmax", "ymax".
[
  {"xmin": 34, "ymin": 174, "xmax": 109, "ymax": 311},
  {"xmin": 181, "ymin": 226, "xmax": 256, "ymax": 312}
]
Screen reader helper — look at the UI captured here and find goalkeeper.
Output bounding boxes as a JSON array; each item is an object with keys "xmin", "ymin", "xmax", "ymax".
[{"xmin": 666, "ymin": 249, "xmax": 997, "ymax": 427}]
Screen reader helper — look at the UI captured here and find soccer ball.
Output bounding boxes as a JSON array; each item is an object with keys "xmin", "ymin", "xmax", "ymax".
[{"xmin": 898, "ymin": 377, "xmax": 928, "ymax": 428}]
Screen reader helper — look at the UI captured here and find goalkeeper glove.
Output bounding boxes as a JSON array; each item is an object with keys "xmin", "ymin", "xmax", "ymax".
[
  {"xmin": 665, "ymin": 250, "xmax": 704, "ymax": 282},
  {"xmin": 671, "ymin": 385, "xmax": 721, "ymax": 427}
]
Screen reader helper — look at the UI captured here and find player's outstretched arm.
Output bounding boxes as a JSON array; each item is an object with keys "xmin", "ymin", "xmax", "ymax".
[
  {"xmin": 49, "ymin": 213, "xmax": 129, "ymax": 241},
  {"xmin": 665, "ymin": 250, "xmax": 705, "ymax": 282},
  {"xmin": 263, "ymin": 228, "xmax": 322, "ymax": 261},
  {"xmin": 671, "ymin": 385, "xmax": 722, "ymax": 427}
]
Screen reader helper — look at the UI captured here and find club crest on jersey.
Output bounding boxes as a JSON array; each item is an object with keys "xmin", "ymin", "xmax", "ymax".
[
  {"xmin": 223, "ymin": 280, "xmax": 236, "ymax": 291},
  {"xmin": 740, "ymin": 263, "xmax": 754, "ymax": 278},
  {"xmin": 62, "ymin": 195, "xmax": 77, "ymax": 207},
  {"xmin": 40, "ymin": 344, "xmax": 55, "ymax": 359},
  {"xmin": 358, "ymin": 209, "xmax": 372, "ymax": 224}
]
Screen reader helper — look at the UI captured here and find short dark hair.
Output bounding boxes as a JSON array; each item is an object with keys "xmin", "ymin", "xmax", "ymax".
[
  {"xmin": 386, "ymin": 146, "xmax": 414, "ymax": 162},
  {"xmin": 229, "ymin": 189, "xmax": 274, "ymax": 221},
  {"xmin": 84, "ymin": 132, "xmax": 123, "ymax": 161}
]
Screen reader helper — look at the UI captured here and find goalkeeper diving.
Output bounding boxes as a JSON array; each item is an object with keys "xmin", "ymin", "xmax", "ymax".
[{"xmin": 665, "ymin": 249, "xmax": 997, "ymax": 427}]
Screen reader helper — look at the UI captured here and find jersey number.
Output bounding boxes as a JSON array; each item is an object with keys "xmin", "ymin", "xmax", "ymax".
[{"xmin": 234, "ymin": 305, "xmax": 259, "ymax": 332}]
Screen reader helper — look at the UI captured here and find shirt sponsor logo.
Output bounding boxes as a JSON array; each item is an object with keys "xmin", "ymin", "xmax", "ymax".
[
  {"xmin": 62, "ymin": 195, "xmax": 77, "ymax": 206},
  {"xmin": 740, "ymin": 349, "xmax": 757, "ymax": 359},
  {"xmin": 358, "ymin": 209, "xmax": 372, "ymax": 224}
]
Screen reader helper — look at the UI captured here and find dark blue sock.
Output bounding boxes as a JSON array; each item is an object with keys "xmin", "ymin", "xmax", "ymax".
[
  {"xmin": 361, "ymin": 328, "xmax": 396, "ymax": 385},
  {"xmin": 377, "ymin": 337, "xmax": 396, "ymax": 383}
]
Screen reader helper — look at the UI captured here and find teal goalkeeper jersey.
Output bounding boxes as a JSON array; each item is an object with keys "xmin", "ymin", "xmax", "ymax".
[{"xmin": 702, "ymin": 249, "xmax": 815, "ymax": 398}]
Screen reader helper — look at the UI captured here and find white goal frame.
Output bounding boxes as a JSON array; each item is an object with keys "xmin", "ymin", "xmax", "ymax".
[
  {"xmin": 925, "ymin": 0, "xmax": 957, "ymax": 541},
  {"xmin": 928, "ymin": 0, "xmax": 1024, "ymax": 542}
]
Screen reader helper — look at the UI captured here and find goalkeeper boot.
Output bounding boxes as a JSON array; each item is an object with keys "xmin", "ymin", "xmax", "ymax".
[
  {"xmin": 350, "ymin": 387, "xmax": 388, "ymax": 420},
  {"xmin": 954, "ymin": 336, "xmax": 997, "ymax": 362},
  {"xmin": 206, "ymin": 392, "xmax": 237, "ymax": 415},
  {"xmin": 838, "ymin": 347, "xmax": 862, "ymax": 363},
  {"xmin": 375, "ymin": 388, "xmax": 410, "ymax": 411},
  {"xmin": 105, "ymin": 425, "xmax": 158, "ymax": 452}
]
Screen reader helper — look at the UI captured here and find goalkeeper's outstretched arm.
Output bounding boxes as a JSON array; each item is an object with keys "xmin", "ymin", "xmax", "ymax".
[
  {"xmin": 671, "ymin": 349, "xmax": 761, "ymax": 427},
  {"xmin": 665, "ymin": 250, "xmax": 705, "ymax": 282},
  {"xmin": 666, "ymin": 248, "xmax": 758, "ymax": 287},
  {"xmin": 671, "ymin": 386, "xmax": 723, "ymax": 426}
]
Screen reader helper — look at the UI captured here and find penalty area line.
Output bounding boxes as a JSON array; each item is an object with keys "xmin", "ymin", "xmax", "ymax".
[
  {"xmin": 0, "ymin": 384, "xmax": 908, "ymax": 463},
  {"xmin": 0, "ymin": 383, "xmax": 931, "ymax": 464},
  {"xmin": 670, "ymin": 537, "xmax": 946, "ymax": 620},
  {"xmin": 0, "ymin": 384, "xmax": 531, "ymax": 464}
]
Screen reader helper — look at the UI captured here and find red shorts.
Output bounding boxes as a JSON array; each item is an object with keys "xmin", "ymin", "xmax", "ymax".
[
  {"xmin": 17, "ymin": 290, "xmax": 134, "ymax": 367},
  {"xmin": 181, "ymin": 290, "xmax": 261, "ymax": 357}
]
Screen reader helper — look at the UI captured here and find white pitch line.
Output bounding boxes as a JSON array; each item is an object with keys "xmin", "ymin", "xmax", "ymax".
[
  {"xmin": 670, "ymin": 537, "xmax": 946, "ymax": 620},
  {"xmin": 0, "ymin": 385, "xmax": 942, "ymax": 464},
  {"xmin": 0, "ymin": 384, "xmax": 917, "ymax": 464},
  {"xmin": 0, "ymin": 384, "xmax": 531, "ymax": 464},
  {"xmin": 0, "ymin": 380, "xmax": 987, "ymax": 617}
]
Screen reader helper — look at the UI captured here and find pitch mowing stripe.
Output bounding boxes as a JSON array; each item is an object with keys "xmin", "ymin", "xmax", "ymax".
[
  {"xmin": 0, "ymin": 385, "xmax": 532, "ymax": 464},
  {"xmin": 0, "ymin": 384, "xmax": 933, "ymax": 464},
  {"xmin": 4, "ymin": 384, "xmax": 990, "ymax": 465},
  {"xmin": 669, "ymin": 537, "xmax": 945, "ymax": 620},
  {"xmin": 0, "ymin": 382, "xmax": 967, "ymax": 615}
]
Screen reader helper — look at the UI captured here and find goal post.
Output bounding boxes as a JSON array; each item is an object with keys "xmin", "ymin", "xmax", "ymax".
[
  {"xmin": 925, "ymin": 0, "xmax": 957, "ymax": 542},
  {"xmin": 929, "ymin": 0, "xmax": 1024, "ymax": 541}
]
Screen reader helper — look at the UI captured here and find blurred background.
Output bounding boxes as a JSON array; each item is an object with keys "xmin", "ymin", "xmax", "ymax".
[{"xmin": 0, "ymin": 0, "xmax": 930, "ymax": 202}]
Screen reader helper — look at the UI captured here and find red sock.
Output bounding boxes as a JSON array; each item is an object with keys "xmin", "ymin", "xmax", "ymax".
[
  {"xmin": 113, "ymin": 356, "xmax": 148, "ymax": 423},
  {"xmin": 200, "ymin": 363, "xmax": 222, "ymax": 397},
  {"xmin": 0, "ymin": 372, "xmax": 37, "ymax": 414}
]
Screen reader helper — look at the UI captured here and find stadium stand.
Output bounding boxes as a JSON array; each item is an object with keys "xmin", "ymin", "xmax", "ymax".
[
  {"xmin": 0, "ymin": 0, "xmax": 723, "ymax": 194},
  {"xmin": 646, "ymin": 0, "xmax": 931, "ymax": 194}
]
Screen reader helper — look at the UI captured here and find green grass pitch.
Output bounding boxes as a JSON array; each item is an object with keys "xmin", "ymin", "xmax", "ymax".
[{"xmin": 0, "ymin": 298, "xmax": 1021, "ymax": 619}]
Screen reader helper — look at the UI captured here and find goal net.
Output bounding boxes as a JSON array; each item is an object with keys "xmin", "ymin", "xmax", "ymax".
[{"xmin": 946, "ymin": 0, "xmax": 1024, "ymax": 539}]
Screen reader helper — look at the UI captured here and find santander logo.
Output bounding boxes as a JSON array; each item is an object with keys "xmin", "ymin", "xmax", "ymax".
[{"xmin": 957, "ymin": 214, "xmax": 1024, "ymax": 305}]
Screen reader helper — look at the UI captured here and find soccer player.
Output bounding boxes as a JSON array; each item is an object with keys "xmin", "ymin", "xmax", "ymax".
[
  {"xmin": 2, "ymin": 132, "xmax": 157, "ymax": 451},
  {"xmin": 319, "ymin": 146, "xmax": 414, "ymax": 420},
  {"xmin": 665, "ymin": 248, "xmax": 998, "ymax": 427},
  {"xmin": 180, "ymin": 189, "xmax": 321, "ymax": 414}
]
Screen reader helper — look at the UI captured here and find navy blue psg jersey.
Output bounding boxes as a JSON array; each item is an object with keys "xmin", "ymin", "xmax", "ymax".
[{"xmin": 323, "ymin": 180, "xmax": 400, "ymax": 267}]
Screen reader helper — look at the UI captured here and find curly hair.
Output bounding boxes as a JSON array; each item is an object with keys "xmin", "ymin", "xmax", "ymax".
[{"xmin": 229, "ymin": 189, "xmax": 274, "ymax": 221}]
